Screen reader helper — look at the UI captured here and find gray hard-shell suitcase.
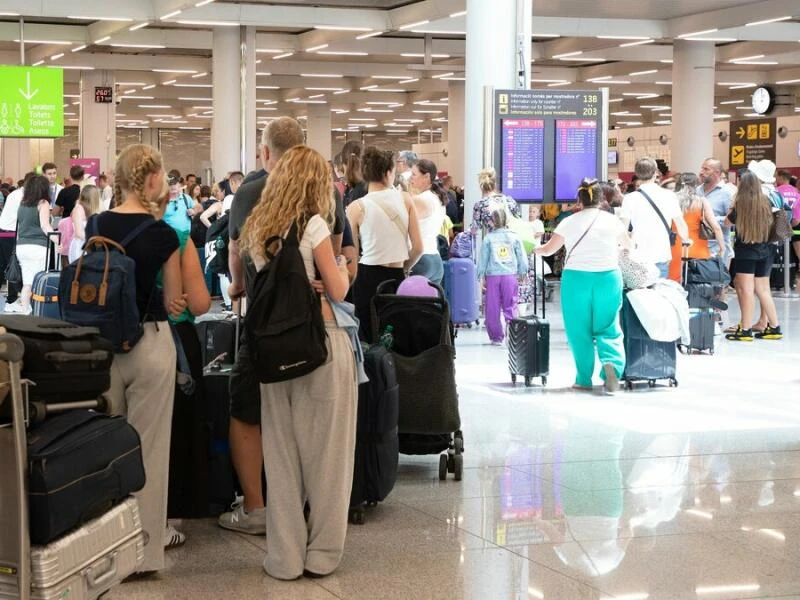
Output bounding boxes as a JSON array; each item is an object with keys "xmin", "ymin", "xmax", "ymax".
[{"xmin": 0, "ymin": 333, "xmax": 143, "ymax": 600}]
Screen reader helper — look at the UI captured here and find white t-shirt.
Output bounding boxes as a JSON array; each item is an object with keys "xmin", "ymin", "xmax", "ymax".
[
  {"xmin": 531, "ymin": 218, "xmax": 545, "ymax": 237},
  {"xmin": 554, "ymin": 208, "xmax": 624, "ymax": 272},
  {"xmin": 0, "ymin": 187, "xmax": 23, "ymax": 231},
  {"xmin": 252, "ymin": 214, "xmax": 330, "ymax": 281},
  {"xmin": 621, "ymin": 183, "xmax": 682, "ymax": 264},
  {"xmin": 222, "ymin": 194, "xmax": 234, "ymax": 214},
  {"xmin": 100, "ymin": 186, "xmax": 113, "ymax": 211}
]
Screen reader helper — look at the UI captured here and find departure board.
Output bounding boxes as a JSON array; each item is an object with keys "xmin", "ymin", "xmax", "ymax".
[
  {"xmin": 493, "ymin": 89, "xmax": 607, "ymax": 202},
  {"xmin": 500, "ymin": 119, "xmax": 544, "ymax": 201},
  {"xmin": 555, "ymin": 120, "xmax": 598, "ymax": 201}
]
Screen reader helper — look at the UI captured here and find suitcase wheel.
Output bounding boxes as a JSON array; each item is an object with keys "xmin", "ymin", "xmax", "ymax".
[
  {"xmin": 541, "ymin": 376, "xmax": 547, "ymax": 387},
  {"xmin": 525, "ymin": 376, "xmax": 532, "ymax": 388},
  {"xmin": 511, "ymin": 373, "xmax": 517, "ymax": 385},
  {"xmin": 349, "ymin": 506, "xmax": 366, "ymax": 525},
  {"xmin": 454, "ymin": 435, "xmax": 464, "ymax": 455},
  {"xmin": 438, "ymin": 454, "xmax": 448, "ymax": 480},
  {"xmin": 453, "ymin": 454, "xmax": 463, "ymax": 481},
  {"xmin": 625, "ymin": 380, "xmax": 633, "ymax": 391},
  {"xmin": 648, "ymin": 380, "xmax": 656, "ymax": 388},
  {"xmin": 669, "ymin": 378, "xmax": 678, "ymax": 387}
]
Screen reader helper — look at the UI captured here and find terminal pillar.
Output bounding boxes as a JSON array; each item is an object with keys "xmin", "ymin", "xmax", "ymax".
[
  {"xmin": 212, "ymin": 27, "xmax": 242, "ymax": 180},
  {"xmin": 79, "ymin": 70, "xmax": 116, "ymax": 173},
  {"xmin": 242, "ymin": 26, "xmax": 257, "ymax": 174},
  {"xmin": 306, "ymin": 103, "xmax": 332, "ymax": 160},
  {"xmin": 672, "ymin": 40, "xmax": 716, "ymax": 173},
  {"xmin": 465, "ymin": 0, "xmax": 518, "ymax": 224},
  {"xmin": 447, "ymin": 80, "xmax": 465, "ymax": 186}
]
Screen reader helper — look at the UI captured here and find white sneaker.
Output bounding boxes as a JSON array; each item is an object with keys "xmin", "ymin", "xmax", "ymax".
[
  {"xmin": 164, "ymin": 524, "xmax": 186, "ymax": 549},
  {"xmin": 3, "ymin": 300, "xmax": 23, "ymax": 313},
  {"xmin": 218, "ymin": 499, "xmax": 267, "ymax": 535}
]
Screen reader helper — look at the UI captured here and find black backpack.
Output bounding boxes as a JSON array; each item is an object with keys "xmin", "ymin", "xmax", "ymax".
[
  {"xmin": 245, "ymin": 221, "xmax": 328, "ymax": 383},
  {"xmin": 206, "ymin": 214, "xmax": 229, "ymax": 276}
]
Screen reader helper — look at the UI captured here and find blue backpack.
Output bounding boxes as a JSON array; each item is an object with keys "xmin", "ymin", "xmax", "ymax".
[{"xmin": 59, "ymin": 217, "xmax": 158, "ymax": 353}]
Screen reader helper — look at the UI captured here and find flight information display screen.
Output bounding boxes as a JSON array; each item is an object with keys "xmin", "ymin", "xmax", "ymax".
[
  {"xmin": 555, "ymin": 119, "xmax": 598, "ymax": 201},
  {"xmin": 500, "ymin": 118, "xmax": 544, "ymax": 201}
]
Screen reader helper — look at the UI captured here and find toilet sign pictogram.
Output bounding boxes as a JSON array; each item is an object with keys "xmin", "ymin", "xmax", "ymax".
[{"xmin": 0, "ymin": 65, "xmax": 63, "ymax": 138}]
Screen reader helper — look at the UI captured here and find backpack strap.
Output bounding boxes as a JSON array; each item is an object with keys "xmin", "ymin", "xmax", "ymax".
[{"xmin": 120, "ymin": 218, "xmax": 158, "ymax": 249}]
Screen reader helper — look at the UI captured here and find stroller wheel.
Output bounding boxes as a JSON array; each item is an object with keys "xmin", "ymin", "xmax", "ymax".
[
  {"xmin": 453, "ymin": 455, "xmax": 464, "ymax": 481},
  {"xmin": 438, "ymin": 454, "xmax": 448, "ymax": 480}
]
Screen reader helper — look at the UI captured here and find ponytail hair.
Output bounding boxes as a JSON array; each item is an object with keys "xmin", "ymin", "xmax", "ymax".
[
  {"xmin": 478, "ymin": 167, "xmax": 497, "ymax": 194},
  {"xmin": 114, "ymin": 144, "xmax": 164, "ymax": 216},
  {"xmin": 340, "ymin": 140, "xmax": 363, "ymax": 187},
  {"xmin": 416, "ymin": 158, "xmax": 447, "ymax": 205},
  {"xmin": 576, "ymin": 178, "xmax": 601, "ymax": 208}
]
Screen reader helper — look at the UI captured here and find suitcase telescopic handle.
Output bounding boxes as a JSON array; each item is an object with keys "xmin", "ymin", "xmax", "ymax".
[{"xmin": 532, "ymin": 252, "xmax": 545, "ymax": 319}]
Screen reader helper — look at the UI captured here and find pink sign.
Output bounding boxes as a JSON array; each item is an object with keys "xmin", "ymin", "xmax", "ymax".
[{"xmin": 69, "ymin": 158, "xmax": 100, "ymax": 180}]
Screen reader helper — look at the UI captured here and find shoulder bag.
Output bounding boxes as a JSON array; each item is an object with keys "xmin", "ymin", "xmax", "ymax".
[
  {"xmin": 4, "ymin": 221, "xmax": 22, "ymax": 285},
  {"xmin": 639, "ymin": 189, "xmax": 677, "ymax": 246}
]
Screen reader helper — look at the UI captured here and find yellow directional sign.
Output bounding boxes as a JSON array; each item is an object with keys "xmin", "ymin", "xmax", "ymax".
[
  {"xmin": 747, "ymin": 124, "xmax": 758, "ymax": 140},
  {"xmin": 735, "ymin": 126, "xmax": 746, "ymax": 139},
  {"xmin": 0, "ymin": 66, "xmax": 63, "ymax": 138},
  {"xmin": 759, "ymin": 123, "xmax": 770, "ymax": 139},
  {"xmin": 731, "ymin": 145, "xmax": 745, "ymax": 166},
  {"xmin": 729, "ymin": 118, "xmax": 776, "ymax": 167}
]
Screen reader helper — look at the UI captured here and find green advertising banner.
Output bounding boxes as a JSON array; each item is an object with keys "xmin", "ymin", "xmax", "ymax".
[{"xmin": 0, "ymin": 65, "xmax": 63, "ymax": 138}]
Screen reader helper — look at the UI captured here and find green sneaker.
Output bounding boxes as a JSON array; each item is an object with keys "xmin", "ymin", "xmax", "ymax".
[
  {"xmin": 755, "ymin": 326, "xmax": 783, "ymax": 340},
  {"xmin": 725, "ymin": 326, "xmax": 754, "ymax": 342}
]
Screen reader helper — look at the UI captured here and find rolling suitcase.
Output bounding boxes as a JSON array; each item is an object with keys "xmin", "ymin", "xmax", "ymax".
[
  {"xmin": 620, "ymin": 294, "xmax": 678, "ymax": 389},
  {"xmin": 681, "ymin": 246, "xmax": 717, "ymax": 355},
  {"xmin": 686, "ymin": 308, "xmax": 715, "ymax": 355},
  {"xmin": 0, "ymin": 315, "xmax": 114, "ymax": 405},
  {"xmin": 508, "ymin": 254, "xmax": 549, "ymax": 387},
  {"xmin": 349, "ymin": 344, "xmax": 400, "ymax": 524},
  {"xmin": 195, "ymin": 314, "xmax": 238, "ymax": 367},
  {"xmin": 0, "ymin": 331, "xmax": 143, "ymax": 600},
  {"xmin": 31, "ymin": 233, "xmax": 62, "ymax": 320},
  {"xmin": 447, "ymin": 257, "xmax": 479, "ymax": 326}
]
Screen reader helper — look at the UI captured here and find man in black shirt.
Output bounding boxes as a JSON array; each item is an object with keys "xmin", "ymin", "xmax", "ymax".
[{"xmin": 53, "ymin": 165, "xmax": 84, "ymax": 218}]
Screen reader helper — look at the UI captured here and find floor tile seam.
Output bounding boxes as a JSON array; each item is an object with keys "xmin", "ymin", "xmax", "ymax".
[{"xmin": 394, "ymin": 498, "xmax": 506, "ymax": 548}]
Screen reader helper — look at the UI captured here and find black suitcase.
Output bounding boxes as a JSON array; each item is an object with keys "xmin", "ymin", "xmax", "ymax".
[
  {"xmin": 195, "ymin": 315, "xmax": 238, "ymax": 367},
  {"xmin": 0, "ymin": 314, "xmax": 114, "ymax": 404},
  {"xmin": 27, "ymin": 410, "xmax": 145, "ymax": 545},
  {"xmin": 349, "ymin": 345, "xmax": 399, "ymax": 524},
  {"xmin": 620, "ymin": 295, "xmax": 677, "ymax": 389},
  {"xmin": 686, "ymin": 282, "xmax": 716, "ymax": 309},
  {"xmin": 508, "ymin": 254, "xmax": 549, "ymax": 387}
]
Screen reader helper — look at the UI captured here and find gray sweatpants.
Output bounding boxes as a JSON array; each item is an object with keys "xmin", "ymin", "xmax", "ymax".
[
  {"xmin": 104, "ymin": 322, "xmax": 176, "ymax": 572},
  {"xmin": 260, "ymin": 324, "xmax": 357, "ymax": 580}
]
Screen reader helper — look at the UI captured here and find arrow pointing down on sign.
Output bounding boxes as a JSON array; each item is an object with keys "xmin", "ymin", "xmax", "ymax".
[
  {"xmin": 18, "ymin": 72, "xmax": 39, "ymax": 101},
  {"xmin": 736, "ymin": 127, "xmax": 745, "ymax": 138}
]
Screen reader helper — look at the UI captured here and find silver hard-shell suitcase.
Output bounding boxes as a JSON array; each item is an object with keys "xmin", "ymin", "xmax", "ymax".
[{"xmin": 0, "ymin": 333, "xmax": 144, "ymax": 600}]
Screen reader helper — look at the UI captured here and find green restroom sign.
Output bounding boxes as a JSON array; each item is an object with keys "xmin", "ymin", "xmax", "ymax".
[{"xmin": 0, "ymin": 66, "xmax": 63, "ymax": 138}]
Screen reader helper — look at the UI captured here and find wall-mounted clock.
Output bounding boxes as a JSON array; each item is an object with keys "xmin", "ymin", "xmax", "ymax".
[{"xmin": 751, "ymin": 86, "xmax": 775, "ymax": 115}]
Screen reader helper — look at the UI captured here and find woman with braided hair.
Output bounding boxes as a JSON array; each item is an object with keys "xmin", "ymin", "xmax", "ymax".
[
  {"xmin": 92, "ymin": 143, "xmax": 191, "ymax": 573},
  {"xmin": 534, "ymin": 178, "xmax": 628, "ymax": 395}
]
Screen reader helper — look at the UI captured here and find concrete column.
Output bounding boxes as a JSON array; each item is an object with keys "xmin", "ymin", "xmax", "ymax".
[
  {"xmin": 465, "ymin": 0, "xmax": 517, "ymax": 223},
  {"xmin": 516, "ymin": 0, "xmax": 532, "ymax": 89},
  {"xmin": 306, "ymin": 103, "xmax": 332, "ymax": 160},
  {"xmin": 78, "ymin": 70, "xmax": 116, "ymax": 173},
  {"xmin": 447, "ymin": 80, "xmax": 465, "ymax": 186},
  {"xmin": 672, "ymin": 40, "xmax": 715, "ymax": 172},
  {"xmin": 212, "ymin": 27, "xmax": 241, "ymax": 181},
  {"xmin": 140, "ymin": 127, "xmax": 158, "ymax": 148},
  {"xmin": 241, "ymin": 26, "xmax": 257, "ymax": 173},
  {"xmin": 0, "ymin": 138, "xmax": 31, "ymax": 180}
]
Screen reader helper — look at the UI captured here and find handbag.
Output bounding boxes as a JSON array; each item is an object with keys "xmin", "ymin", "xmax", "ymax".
[
  {"xmin": 699, "ymin": 219, "xmax": 714, "ymax": 241},
  {"xmin": 769, "ymin": 207, "xmax": 792, "ymax": 243},
  {"xmin": 4, "ymin": 222, "xmax": 21, "ymax": 284},
  {"xmin": 619, "ymin": 249, "xmax": 658, "ymax": 289},
  {"xmin": 639, "ymin": 189, "xmax": 677, "ymax": 246}
]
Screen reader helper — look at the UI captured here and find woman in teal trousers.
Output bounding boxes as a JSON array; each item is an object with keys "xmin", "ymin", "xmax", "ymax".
[{"xmin": 534, "ymin": 179, "xmax": 628, "ymax": 394}]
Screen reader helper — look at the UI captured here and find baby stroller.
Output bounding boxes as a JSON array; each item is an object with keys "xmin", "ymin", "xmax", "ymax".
[{"xmin": 371, "ymin": 280, "xmax": 464, "ymax": 481}]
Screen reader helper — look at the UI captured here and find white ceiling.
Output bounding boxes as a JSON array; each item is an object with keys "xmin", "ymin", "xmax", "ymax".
[{"xmin": 0, "ymin": 0, "xmax": 798, "ymax": 136}]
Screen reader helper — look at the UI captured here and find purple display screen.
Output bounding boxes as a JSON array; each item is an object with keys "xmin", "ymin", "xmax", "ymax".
[
  {"xmin": 555, "ymin": 120, "xmax": 598, "ymax": 201},
  {"xmin": 500, "ymin": 119, "xmax": 544, "ymax": 201}
]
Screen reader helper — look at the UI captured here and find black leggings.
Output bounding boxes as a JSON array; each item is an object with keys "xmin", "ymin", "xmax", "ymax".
[{"xmin": 353, "ymin": 264, "xmax": 405, "ymax": 343}]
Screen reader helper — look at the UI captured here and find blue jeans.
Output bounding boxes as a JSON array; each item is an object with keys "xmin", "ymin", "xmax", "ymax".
[
  {"xmin": 411, "ymin": 254, "xmax": 444, "ymax": 286},
  {"xmin": 656, "ymin": 261, "xmax": 669, "ymax": 278}
]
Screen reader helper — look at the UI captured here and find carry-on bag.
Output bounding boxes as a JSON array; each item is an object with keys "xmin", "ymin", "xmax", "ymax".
[
  {"xmin": 27, "ymin": 410, "xmax": 146, "ymax": 545},
  {"xmin": 447, "ymin": 257, "xmax": 480, "ymax": 326},
  {"xmin": 508, "ymin": 254, "xmax": 549, "ymax": 387},
  {"xmin": 195, "ymin": 313, "xmax": 238, "ymax": 367},
  {"xmin": 31, "ymin": 233, "xmax": 62, "ymax": 320},
  {"xmin": 620, "ymin": 294, "xmax": 678, "ymax": 388},
  {"xmin": 0, "ymin": 315, "xmax": 114, "ymax": 404},
  {"xmin": 686, "ymin": 308, "xmax": 715, "ymax": 355},
  {"xmin": 349, "ymin": 344, "xmax": 399, "ymax": 524},
  {"xmin": 681, "ymin": 244, "xmax": 717, "ymax": 355}
]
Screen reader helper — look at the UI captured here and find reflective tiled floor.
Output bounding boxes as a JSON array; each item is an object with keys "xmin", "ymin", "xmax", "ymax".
[{"xmin": 110, "ymin": 290, "xmax": 800, "ymax": 600}]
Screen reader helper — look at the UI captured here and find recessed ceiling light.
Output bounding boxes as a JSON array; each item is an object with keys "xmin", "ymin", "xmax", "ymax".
[
  {"xmin": 449, "ymin": 10, "xmax": 467, "ymax": 17},
  {"xmin": 301, "ymin": 73, "xmax": 344, "ymax": 78},
  {"xmin": 33, "ymin": 60, "xmax": 45, "ymax": 66},
  {"xmin": 50, "ymin": 53, "xmax": 64, "ymax": 60},
  {"xmin": 728, "ymin": 54, "xmax": 764, "ymax": 62},
  {"xmin": 560, "ymin": 57, "xmax": 606, "ymax": 62},
  {"xmin": 174, "ymin": 83, "xmax": 213, "ymax": 88},
  {"xmin": 153, "ymin": 68, "xmax": 197, "ymax": 74},
  {"xmin": 178, "ymin": 97, "xmax": 213, "ymax": 101},
  {"xmin": 317, "ymin": 51, "xmax": 369, "ymax": 56},
  {"xmin": 432, "ymin": 72, "xmax": 455, "ymax": 79},
  {"xmin": 195, "ymin": 0, "xmax": 216, "ymax": 6},
  {"xmin": 547, "ymin": 82, "xmax": 571, "ymax": 87},
  {"xmin": 160, "ymin": 10, "xmax": 182, "ymax": 19},
  {"xmin": 142, "ymin": 84, "xmax": 155, "ymax": 90},
  {"xmin": 553, "ymin": 51, "xmax": 583, "ymax": 59},
  {"xmin": 49, "ymin": 65, "xmax": 94, "ymax": 70},
  {"xmin": 597, "ymin": 35, "xmax": 650, "ymax": 40},
  {"xmin": 175, "ymin": 20, "xmax": 237, "ymax": 26},
  {"xmin": 411, "ymin": 29, "xmax": 465, "ymax": 35},
  {"xmin": 620, "ymin": 39, "xmax": 655, "ymax": 47},
  {"xmin": 306, "ymin": 44, "xmax": 329, "ymax": 52},
  {"xmin": 629, "ymin": 69, "xmax": 658, "ymax": 76},
  {"xmin": 731, "ymin": 60, "xmax": 779, "ymax": 65},
  {"xmin": 400, "ymin": 53, "xmax": 450, "ymax": 58},
  {"xmin": 532, "ymin": 33, "xmax": 560, "ymax": 38},
  {"xmin": 719, "ymin": 99, "xmax": 744, "ymax": 105},
  {"xmin": 273, "ymin": 52, "xmax": 294, "ymax": 60},
  {"xmin": 356, "ymin": 31, "xmax": 383, "ymax": 40},
  {"xmin": 67, "ymin": 15, "xmax": 133, "ymax": 22},
  {"xmin": 777, "ymin": 78, "xmax": 800, "ymax": 84},
  {"xmin": 677, "ymin": 29, "xmax": 718, "ymax": 38},
  {"xmin": 333, "ymin": 89, "xmax": 351, "ymax": 95},
  {"xmin": 367, "ymin": 88, "xmax": 405, "ymax": 92},
  {"xmin": 400, "ymin": 78, "xmax": 419, "ymax": 84},
  {"xmin": 745, "ymin": 16, "xmax": 792, "ymax": 26},
  {"xmin": 138, "ymin": 104, "xmax": 171, "ymax": 108},
  {"xmin": 14, "ymin": 39, "xmax": 72, "ymax": 45},
  {"xmin": 399, "ymin": 20, "xmax": 430, "ymax": 30},
  {"xmin": 109, "ymin": 43, "xmax": 166, "ymax": 48}
]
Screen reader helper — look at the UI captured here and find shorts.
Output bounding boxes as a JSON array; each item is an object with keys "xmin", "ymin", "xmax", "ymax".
[
  {"xmin": 732, "ymin": 253, "xmax": 773, "ymax": 278},
  {"xmin": 229, "ymin": 331, "xmax": 261, "ymax": 425}
]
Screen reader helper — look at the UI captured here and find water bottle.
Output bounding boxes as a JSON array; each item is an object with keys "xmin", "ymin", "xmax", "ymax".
[{"xmin": 380, "ymin": 325, "xmax": 394, "ymax": 351}]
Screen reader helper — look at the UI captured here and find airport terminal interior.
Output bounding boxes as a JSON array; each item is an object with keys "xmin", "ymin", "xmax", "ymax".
[{"xmin": 2, "ymin": 0, "xmax": 800, "ymax": 599}]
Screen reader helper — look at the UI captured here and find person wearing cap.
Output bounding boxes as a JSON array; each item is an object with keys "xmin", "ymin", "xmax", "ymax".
[
  {"xmin": 723, "ymin": 169, "xmax": 783, "ymax": 341},
  {"xmin": 163, "ymin": 170, "xmax": 196, "ymax": 243},
  {"xmin": 697, "ymin": 158, "xmax": 734, "ymax": 267}
]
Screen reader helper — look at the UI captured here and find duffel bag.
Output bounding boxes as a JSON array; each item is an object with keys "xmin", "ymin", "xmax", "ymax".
[
  {"xmin": 0, "ymin": 314, "xmax": 114, "ymax": 403},
  {"xmin": 686, "ymin": 256, "xmax": 731, "ymax": 286},
  {"xmin": 27, "ymin": 409, "xmax": 145, "ymax": 545}
]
